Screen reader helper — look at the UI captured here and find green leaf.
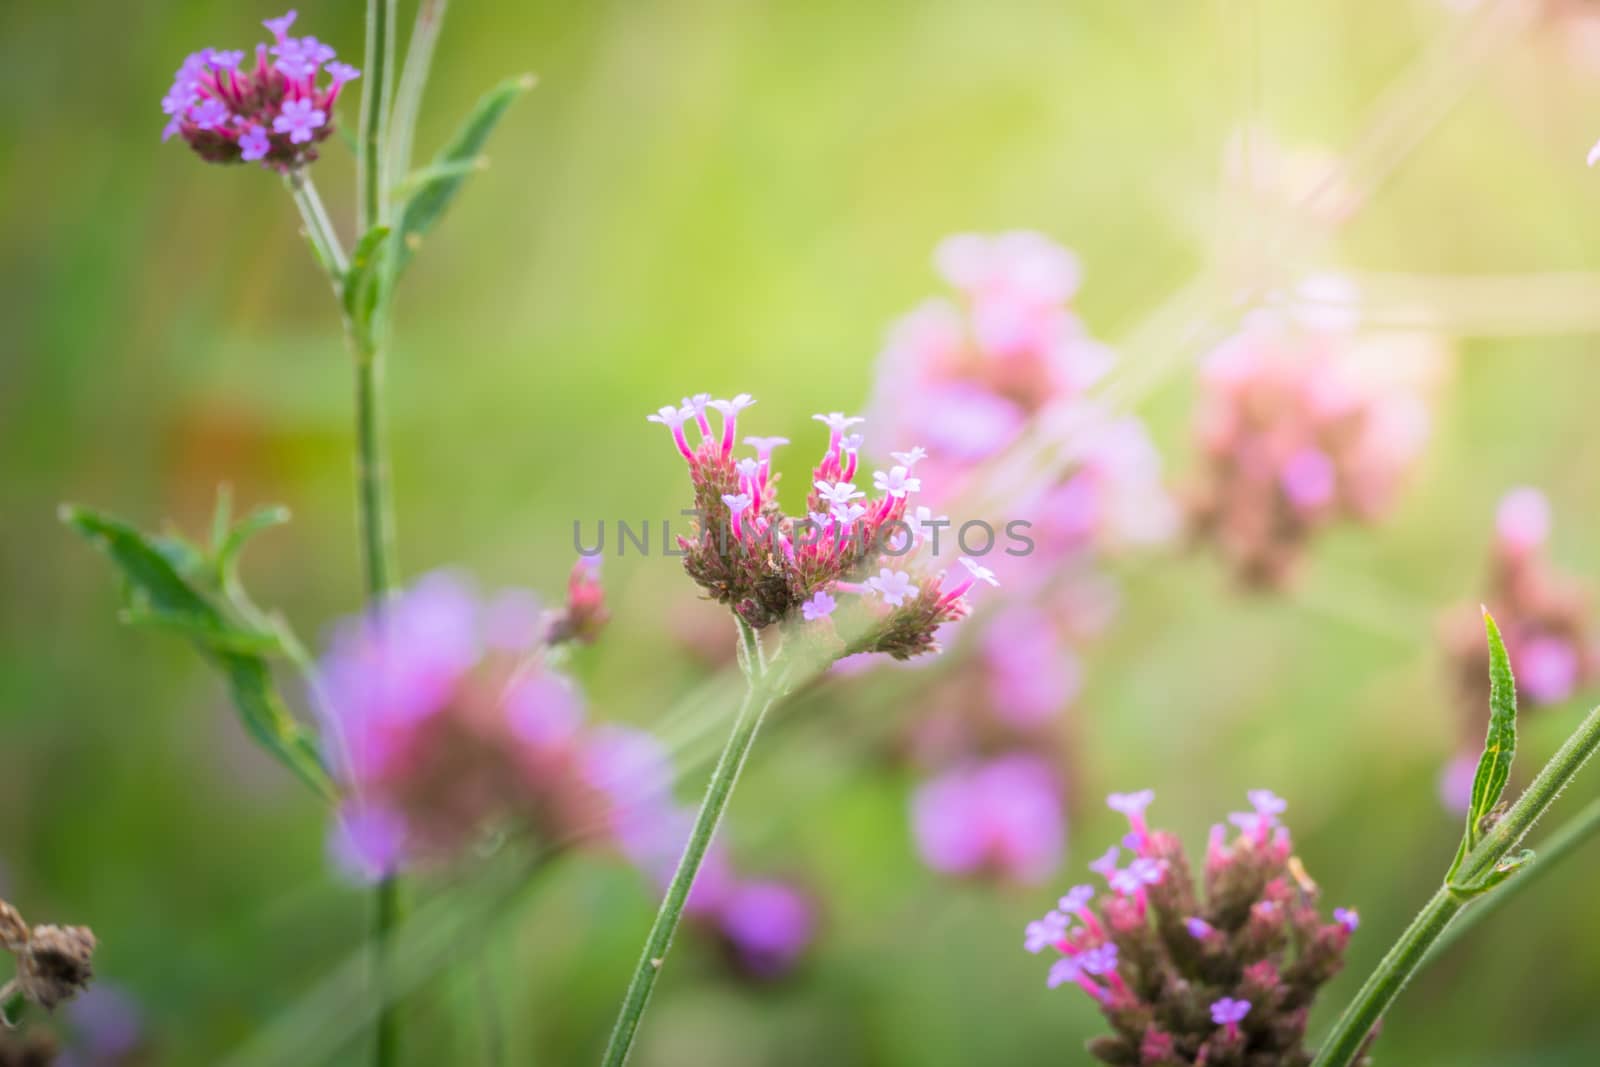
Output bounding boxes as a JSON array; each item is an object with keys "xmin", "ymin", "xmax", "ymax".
[
  {"xmin": 61, "ymin": 504, "xmax": 336, "ymax": 803},
  {"xmin": 117, "ymin": 607, "xmax": 285, "ymax": 656},
  {"xmin": 1451, "ymin": 848, "xmax": 1535, "ymax": 898},
  {"xmin": 342, "ymin": 224, "xmax": 393, "ymax": 338},
  {"xmin": 217, "ymin": 504, "xmax": 292, "ymax": 588},
  {"xmin": 393, "ymin": 73, "xmax": 535, "ymax": 274},
  {"xmin": 1468, "ymin": 608, "xmax": 1519, "ymax": 848},
  {"xmin": 392, "ymin": 159, "xmax": 488, "ymax": 200}
]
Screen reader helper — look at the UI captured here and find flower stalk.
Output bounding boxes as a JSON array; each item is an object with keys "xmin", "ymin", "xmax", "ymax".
[
  {"xmin": 358, "ymin": 0, "xmax": 397, "ymax": 235},
  {"xmin": 600, "ymin": 618, "xmax": 784, "ymax": 1066},
  {"xmin": 1313, "ymin": 675, "xmax": 1600, "ymax": 1066},
  {"xmin": 286, "ymin": 172, "xmax": 348, "ymax": 283},
  {"xmin": 357, "ymin": 1, "xmax": 399, "ymax": 1062}
]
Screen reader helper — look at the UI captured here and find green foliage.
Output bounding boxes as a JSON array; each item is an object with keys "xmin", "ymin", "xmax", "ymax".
[
  {"xmin": 1467, "ymin": 609, "xmax": 1519, "ymax": 845},
  {"xmin": 342, "ymin": 75, "xmax": 533, "ymax": 351},
  {"xmin": 392, "ymin": 74, "xmax": 535, "ymax": 274},
  {"xmin": 343, "ymin": 224, "xmax": 394, "ymax": 345},
  {"xmin": 1446, "ymin": 609, "xmax": 1522, "ymax": 887},
  {"xmin": 60, "ymin": 501, "xmax": 336, "ymax": 803}
]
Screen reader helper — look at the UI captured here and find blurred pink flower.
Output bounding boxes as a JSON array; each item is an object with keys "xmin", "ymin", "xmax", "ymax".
[
  {"xmin": 1437, "ymin": 751, "xmax": 1477, "ymax": 815},
  {"xmin": 911, "ymin": 754, "xmax": 1066, "ymax": 884},
  {"xmin": 1517, "ymin": 635, "xmax": 1581, "ymax": 705},
  {"xmin": 982, "ymin": 606, "xmax": 1081, "ymax": 728},
  {"xmin": 1189, "ymin": 301, "xmax": 1450, "ymax": 586},
  {"xmin": 1496, "ymin": 487, "xmax": 1550, "ymax": 556},
  {"xmin": 717, "ymin": 881, "xmax": 817, "ymax": 979}
]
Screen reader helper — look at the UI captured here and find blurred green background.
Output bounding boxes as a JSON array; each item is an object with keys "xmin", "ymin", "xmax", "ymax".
[{"xmin": 6, "ymin": 0, "xmax": 1600, "ymax": 1063}]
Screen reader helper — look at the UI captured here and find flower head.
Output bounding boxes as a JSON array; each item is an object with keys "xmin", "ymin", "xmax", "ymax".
[
  {"xmin": 1087, "ymin": 845, "xmax": 1121, "ymax": 879},
  {"xmin": 744, "ymin": 435, "xmax": 790, "ymax": 460},
  {"xmin": 1189, "ymin": 306, "xmax": 1448, "ymax": 586},
  {"xmin": 872, "ymin": 465, "xmax": 922, "ymax": 498},
  {"xmin": 801, "ymin": 590, "xmax": 836, "ymax": 621},
  {"xmin": 273, "ymin": 97, "xmax": 326, "ymax": 144},
  {"xmin": 162, "ymin": 11, "xmax": 358, "ymax": 171},
  {"xmin": 1025, "ymin": 790, "xmax": 1357, "ymax": 1064},
  {"xmin": 264, "ymin": 10, "xmax": 298, "ymax": 39},
  {"xmin": 239, "ymin": 124, "xmax": 271, "ymax": 161},
  {"xmin": 662, "ymin": 391, "xmax": 977, "ymax": 655},
  {"xmin": 1496, "ymin": 487, "xmax": 1550, "ymax": 555},
  {"xmin": 319, "ymin": 569, "xmax": 602, "ymax": 875},
  {"xmin": 866, "ymin": 568, "xmax": 916, "ymax": 607},
  {"xmin": 715, "ymin": 881, "xmax": 816, "ymax": 979},
  {"xmin": 812, "ymin": 412, "xmax": 865, "ymax": 436},
  {"xmin": 814, "ymin": 481, "xmax": 863, "ymax": 508},
  {"xmin": 1210, "ymin": 996, "xmax": 1251, "ymax": 1027},
  {"xmin": 891, "ymin": 446, "xmax": 928, "ymax": 468},
  {"xmin": 1024, "ymin": 910, "xmax": 1069, "ymax": 954},
  {"xmin": 912, "ymin": 754, "xmax": 1064, "ymax": 884}
]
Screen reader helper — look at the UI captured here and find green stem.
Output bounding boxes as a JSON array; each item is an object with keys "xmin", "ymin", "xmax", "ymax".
[
  {"xmin": 1423, "ymin": 794, "xmax": 1600, "ymax": 966},
  {"xmin": 373, "ymin": 874, "xmax": 401, "ymax": 1067},
  {"xmin": 354, "ymin": 337, "xmax": 399, "ymax": 1067},
  {"xmin": 358, "ymin": 0, "xmax": 398, "ymax": 235},
  {"xmin": 357, "ymin": 9, "xmax": 399, "ymax": 1064},
  {"xmin": 1313, "ymin": 703, "xmax": 1600, "ymax": 1067},
  {"xmin": 389, "ymin": 0, "xmax": 451, "ymax": 182},
  {"xmin": 286, "ymin": 172, "xmax": 349, "ymax": 285},
  {"xmin": 1312, "ymin": 887, "xmax": 1463, "ymax": 1067},
  {"xmin": 1453, "ymin": 703, "xmax": 1600, "ymax": 887},
  {"xmin": 601, "ymin": 620, "xmax": 779, "ymax": 1066},
  {"xmin": 353, "ymin": 345, "xmax": 395, "ymax": 600}
]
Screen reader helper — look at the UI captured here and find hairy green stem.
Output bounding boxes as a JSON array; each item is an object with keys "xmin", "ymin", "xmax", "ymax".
[
  {"xmin": 601, "ymin": 620, "xmax": 779, "ymax": 1065},
  {"xmin": 1423, "ymin": 794, "xmax": 1600, "ymax": 966},
  {"xmin": 1313, "ymin": 704, "xmax": 1600, "ymax": 1067},
  {"xmin": 389, "ymin": 0, "xmax": 450, "ymax": 182}
]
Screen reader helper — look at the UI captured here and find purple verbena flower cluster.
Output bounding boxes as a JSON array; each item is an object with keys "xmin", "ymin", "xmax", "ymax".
[
  {"xmin": 161, "ymin": 10, "xmax": 359, "ymax": 171},
  {"xmin": 650, "ymin": 393, "xmax": 996, "ymax": 657},
  {"xmin": 1024, "ymin": 790, "xmax": 1363, "ymax": 1066}
]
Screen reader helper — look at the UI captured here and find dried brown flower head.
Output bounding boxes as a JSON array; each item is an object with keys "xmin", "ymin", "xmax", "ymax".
[{"xmin": 0, "ymin": 900, "xmax": 97, "ymax": 1014}]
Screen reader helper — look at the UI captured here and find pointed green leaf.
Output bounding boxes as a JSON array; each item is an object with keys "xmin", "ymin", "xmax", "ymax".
[
  {"xmin": 1467, "ymin": 608, "xmax": 1519, "ymax": 848},
  {"xmin": 393, "ymin": 74, "xmax": 534, "ymax": 274},
  {"xmin": 61, "ymin": 504, "xmax": 336, "ymax": 802}
]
